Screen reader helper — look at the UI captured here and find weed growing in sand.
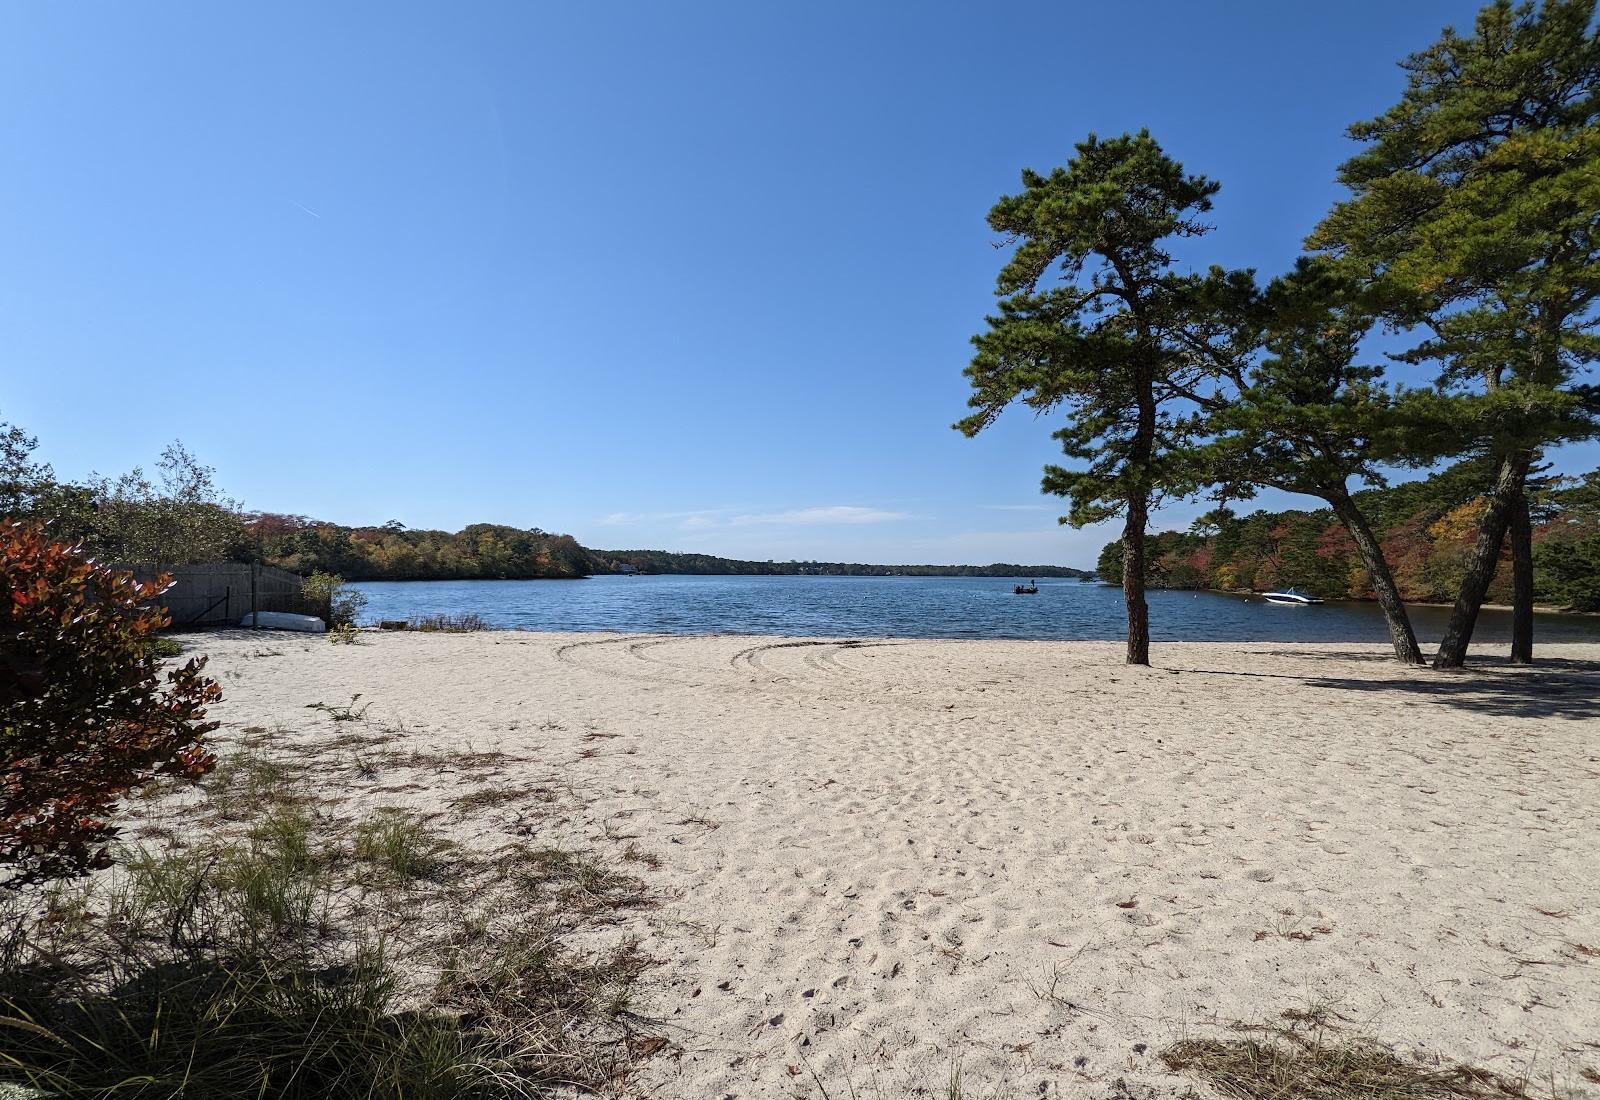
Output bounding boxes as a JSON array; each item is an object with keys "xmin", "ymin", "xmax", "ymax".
[
  {"xmin": 352, "ymin": 749, "xmax": 381, "ymax": 781},
  {"xmin": 803, "ymin": 1055, "xmax": 980, "ymax": 1100},
  {"xmin": 329, "ymin": 621, "xmax": 362, "ymax": 645},
  {"xmin": 621, "ymin": 843, "xmax": 660, "ymax": 870},
  {"xmin": 671, "ymin": 810, "xmax": 721, "ymax": 832},
  {"xmin": 307, "ymin": 694, "xmax": 372, "ymax": 723},
  {"xmin": 139, "ymin": 635, "xmax": 183, "ymax": 659},
  {"xmin": 203, "ymin": 748, "xmax": 304, "ymax": 817},
  {"xmin": 353, "ymin": 811, "xmax": 449, "ymax": 883},
  {"xmin": 438, "ymin": 913, "xmax": 650, "ymax": 1082},
  {"xmin": 1162, "ymin": 1010, "xmax": 1550, "ymax": 1100},
  {"xmin": 452, "ymin": 785, "xmax": 540, "ymax": 812}
]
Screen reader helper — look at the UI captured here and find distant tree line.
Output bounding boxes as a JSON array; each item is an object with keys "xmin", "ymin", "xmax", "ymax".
[
  {"xmin": 959, "ymin": 0, "xmax": 1600, "ymax": 667},
  {"xmin": 592, "ymin": 550, "xmax": 1090, "ymax": 578},
  {"xmin": 1096, "ymin": 461, "xmax": 1600, "ymax": 612},
  {"xmin": 0, "ymin": 418, "xmax": 1090, "ymax": 584},
  {"xmin": 0, "ymin": 421, "xmax": 597, "ymax": 580},
  {"xmin": 247, "ymin": 515, "xmax": 596, "ymax": 581}
]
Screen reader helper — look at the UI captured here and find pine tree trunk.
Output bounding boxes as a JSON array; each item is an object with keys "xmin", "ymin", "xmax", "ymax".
[
  {"xmin": 1123, "ymin": 379, "xmax": 1155, "ymax": 667},
  {"xmin": 1328, "ymin": 490, "xmax": 1424, "ymax": 666},
  {"xmin": 1433, "ymin": 452, "xmax": 1530, "ymax": 669},
  {"xmin": 1123, "ymin": 492, "xmax": 1150, "ymax": 666},
  {"xmin": 1509, "ymin": 486, "xmax": 1534, "ymax": 664}
]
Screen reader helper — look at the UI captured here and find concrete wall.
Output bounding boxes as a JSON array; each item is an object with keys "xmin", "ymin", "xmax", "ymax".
[{"xmin": 121, "ymin": 563, "xmax": 317, "ymax": 629}]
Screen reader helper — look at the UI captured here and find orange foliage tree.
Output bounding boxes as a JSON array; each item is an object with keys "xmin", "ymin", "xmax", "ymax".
[{"xmin": 1, "ymin": 521, "xmax": 219, "ymax": 889}]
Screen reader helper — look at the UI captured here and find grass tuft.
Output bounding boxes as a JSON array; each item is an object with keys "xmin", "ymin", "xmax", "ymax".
[{"xmin": 353, "ymin": 811, "xmax": 450, "ymax": 883}]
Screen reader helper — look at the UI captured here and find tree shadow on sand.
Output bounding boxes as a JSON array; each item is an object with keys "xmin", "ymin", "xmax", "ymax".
[{"xmin": 1170, "ymin": 651, "xmax": 1600, "ymax": 721}]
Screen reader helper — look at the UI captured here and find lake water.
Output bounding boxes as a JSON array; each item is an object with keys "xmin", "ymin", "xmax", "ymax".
[{"xmin": 351, "ymin": 575, "xmax": 1600, "ymax": 644}]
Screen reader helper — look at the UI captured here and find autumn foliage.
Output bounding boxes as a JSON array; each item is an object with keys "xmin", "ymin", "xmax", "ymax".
[
  {"xmin": 1096, "ymin": 464, "xmax": 1600, "ymax": 611},
  {"xmin": 1, "ymin": 520, "xmax": 219, "ymax": 889}
]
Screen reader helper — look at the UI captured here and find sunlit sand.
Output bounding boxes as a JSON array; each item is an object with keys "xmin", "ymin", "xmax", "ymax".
[{"xmin": 189, "ymin": 631, "xmax": 1600, "ymax": 1098}]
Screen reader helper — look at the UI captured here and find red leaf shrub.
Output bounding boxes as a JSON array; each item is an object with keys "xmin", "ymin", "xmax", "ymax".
[{"xmin": 1, "ymin": 520, "xmax": 219, "ymax": 889}]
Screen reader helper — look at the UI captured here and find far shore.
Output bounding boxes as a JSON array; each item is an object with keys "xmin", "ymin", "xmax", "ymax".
[{"xmin": 351, "ymin": 573, "xmax": 1600, "ymax": 617}]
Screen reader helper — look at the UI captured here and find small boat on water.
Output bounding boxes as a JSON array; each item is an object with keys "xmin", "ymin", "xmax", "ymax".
[
  {"xmin": 1014, "ymin": 580, "xmax": 1039, "ymax": 595},
  {"xmin": 1261, "ymin": 588, "xmax": 1323, "ymax": 605}
]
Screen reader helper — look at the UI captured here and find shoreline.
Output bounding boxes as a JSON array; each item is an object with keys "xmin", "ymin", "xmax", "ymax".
[
  {"xmin": 1164, "ymin": 585, "xmax": 1599, "ymax": 617},
  {"xmin": 348, "ymin": 625, "xmax": 1600, "ymax": 651}
]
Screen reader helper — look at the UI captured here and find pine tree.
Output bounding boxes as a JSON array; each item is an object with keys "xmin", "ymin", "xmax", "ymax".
[
  {"xmin": 1201, "ymin": 260, "xmax": 1445, "ymax": 665},
  {"xmin": 957, "ymin": 132, "xmax": 1247, "ymax": 665},
  {"xmin": 1311, "ymin": 0, "xmax": 1600, "ymax": 667}
]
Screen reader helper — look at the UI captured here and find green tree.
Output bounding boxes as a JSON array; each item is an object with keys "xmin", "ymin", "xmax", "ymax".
[
  {"xmin": 1535, "ymin": 534, "xmax": 1600, "ymax": 608},
  {"xmin": 957, "ymin": 131, "xmax": 1247, "ymax": 664},
  {"xmin": 1311, "ymin": 0, "xmax": 1600, "ymax": 667},
  {"xmin": 88, "ymin": 442, "xmax": 247, "ymax": 564},
  {"xmin": 0, "ymin": 420, "xmax": 50, "ymax": 519},
  {"xmin": 1202, "ymin": 261, "xmax": 1449, "ymax": 664},
  {"xmin": 0, "ymin": 417, "xmax": 95, "ymax": 537},
  {"xmin": 1532, "ymin": 469, "xmax": 1600, "ymax": 608}
]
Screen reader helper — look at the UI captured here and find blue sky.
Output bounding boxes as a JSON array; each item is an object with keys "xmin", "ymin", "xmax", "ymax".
[{"xmin": 4, "ymin": 1, "xmax": 1594, "ymax": 567}]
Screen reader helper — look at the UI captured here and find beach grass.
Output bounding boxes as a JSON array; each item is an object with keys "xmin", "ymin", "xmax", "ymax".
[
  {"xmin": 0, "ymin": 734, "xmax": 652, "ymax": 1099},
  {"xmin": 409, "ymin": 612, "xmax": 490, "ymax": 633},
  {"xmin": 352, "ymin": 809, "xmax": 450, "ymax": 883}
]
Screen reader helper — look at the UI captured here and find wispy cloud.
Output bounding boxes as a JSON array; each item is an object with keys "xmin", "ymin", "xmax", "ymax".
[
  {"xmin": 595, "ymin": 509, "xmax": 725, "ymax": 527},
  {"xmin": 729, "ymin": 505, "xmax": 908, "ymax": 527},
  {"xmin": 595, "ymin": 504, "xmax": 910, "ymax": 532}
]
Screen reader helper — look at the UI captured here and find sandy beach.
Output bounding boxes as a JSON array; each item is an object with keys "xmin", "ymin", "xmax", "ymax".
[{"xmin": 180, "ymin": 631, "xmax": 1600, "ymax": 1099}]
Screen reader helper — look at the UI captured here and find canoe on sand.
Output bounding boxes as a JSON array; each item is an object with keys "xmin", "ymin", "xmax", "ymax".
[{"xmin": 240, "ymin": 612, "xmax": 327, "ymax": 633}]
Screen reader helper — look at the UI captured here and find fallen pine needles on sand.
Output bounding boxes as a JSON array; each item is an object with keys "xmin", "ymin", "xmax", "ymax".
[{"xmin": 1162, "ymin": 1010, "xmax": 1555, "ymax": 1100}]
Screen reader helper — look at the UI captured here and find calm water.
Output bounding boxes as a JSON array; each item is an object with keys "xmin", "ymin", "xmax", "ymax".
[{"xmin": 352, "ymin": 575, "xmax": 1600, "ymax": 644}]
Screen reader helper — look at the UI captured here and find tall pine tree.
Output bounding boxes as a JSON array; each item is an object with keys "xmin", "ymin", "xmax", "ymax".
[
  {"xmin": 1200, "ymin": 260, "xmax": 1456, "ymax": 666},
  {"xmin": 958, "ymin": 132, "xmax": 1246, "ymax": 665},
  {"xmin": 1311, "ymin": 0, "xmax": 1600, "ymax": 668}
]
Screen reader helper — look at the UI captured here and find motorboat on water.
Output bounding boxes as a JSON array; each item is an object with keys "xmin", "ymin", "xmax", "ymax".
[
  {"xmin": 1260, "ymin": 588, "xmax": 1323, "ymax": 605},
  {"xmin": 1014, "ymin": 580, "xmax": 1039, "ymax": 595}
]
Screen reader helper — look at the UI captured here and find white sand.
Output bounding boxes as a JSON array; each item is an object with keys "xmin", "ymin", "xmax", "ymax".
[{"xmin": 186, "ymin": 631, "xmax": 1600, "ymax": 1099}]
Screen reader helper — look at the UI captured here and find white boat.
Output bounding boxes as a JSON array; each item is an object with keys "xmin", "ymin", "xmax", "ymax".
[
  {"xmin": 1260, "ymin": 589, "xmax": 1323, "ymax": 605},
  {"xmin": 240, "ymin": 611, "xmax": 327, "ymax": 632}
]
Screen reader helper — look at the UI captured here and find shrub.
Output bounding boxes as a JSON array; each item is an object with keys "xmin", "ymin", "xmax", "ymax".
[
  {"xmin": 134, "ymin": 634, "xmax": 183, "ymax": 660},
  {"xmin": 409, "ymin": 612, "xmax": 489, "ymax": 633},
  {"xmin": 329, "ymin": 621, "xmax": 362, "ymax": 645},
  {"xmin": 1, "ymin": 521, "xmax": 220, "ymax": 889},
  {"xmin": 302, "ymin": 571, "xmax": 368, "ymax": 628}
]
